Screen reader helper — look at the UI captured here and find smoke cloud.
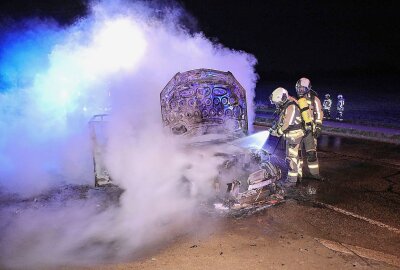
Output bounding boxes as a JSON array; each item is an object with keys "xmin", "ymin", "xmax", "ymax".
[{"xmin": 0, "ymin": 0, "xmax": 258, "ymax": 268}]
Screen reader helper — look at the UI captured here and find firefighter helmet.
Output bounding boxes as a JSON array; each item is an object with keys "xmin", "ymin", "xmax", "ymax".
[
  {"xmin": 338, "ymin": 94, "xmax": 343, "ymax": 99},
  {"xmin": 325, "ymin": 94, "xmax": 330, "ymax": 99},
  {"xmin": 270, "ymin": 87, "xmax": 289, "ymax": 107},
  {"xmin": 295, "ymin": 77, "xmax": 312, "ymax": 97}
]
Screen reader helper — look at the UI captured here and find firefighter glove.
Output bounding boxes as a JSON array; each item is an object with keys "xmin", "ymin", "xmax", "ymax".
[
  {"xmin": 314, "ymin": 124, "xmax": 322, "ymax": 138},
  {"xmin": 269, "ymin": 128, "xmax": 279, "ymax": 137}
]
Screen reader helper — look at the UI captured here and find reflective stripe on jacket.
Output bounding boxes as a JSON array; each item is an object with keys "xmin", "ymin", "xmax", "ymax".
[
  {"xmin": 307, "ymin": 94, "xmax": 323, "ymax": 125},
  {"xmin": 277, "ymin": 97, "xmax": 303, "ymax": 135},
  {"xmin": 323, "ymin": 99, "xmax": 332, "ymax": 110},
  {"xmin": 337, "ymin": 99, "xmax": 345, "ymax": 111}
]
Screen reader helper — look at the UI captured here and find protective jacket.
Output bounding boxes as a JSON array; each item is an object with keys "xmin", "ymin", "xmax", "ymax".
[
  {"xmin": 299, "ymin": 91, "xmax": 323, "ymax": 178},
  {"xmin": 323, "ymin": 98, "xmax": 332, "ymax": 110},
  {"xmin": 336, "ymin": 97, "xmax": 345, "ymax": 121},
  {"xmin": 273, "ymin": 97, "xmax": 303, "ymax": 136},
  {"xmin": 337, "ymin": 98, "xmax": 345, "ymax": 112},
  {"xmin": 271, "ymin": 97, "xmax": 304, "ymax": 183},
  {"xmin": 307, "ymin": 91, "xmax": 323, "ymax": 126}
]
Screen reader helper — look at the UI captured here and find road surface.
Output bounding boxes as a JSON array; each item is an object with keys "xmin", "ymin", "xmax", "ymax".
[
  {"xmin": 74, "ymin": 132, "xmax": 400, "ymax": 270},
  {"xmin": 1, "ymin": 132, "xmax": 399, "ymax": 270}
]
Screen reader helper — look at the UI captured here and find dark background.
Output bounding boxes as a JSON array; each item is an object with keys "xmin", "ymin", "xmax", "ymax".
[
  {"xmin": 1, "ymin": 0, "xmax": 399, "ymax": 109},
  {"xmin": 187, "ymin": 1, "xmax": 398, "ymax": 76}
]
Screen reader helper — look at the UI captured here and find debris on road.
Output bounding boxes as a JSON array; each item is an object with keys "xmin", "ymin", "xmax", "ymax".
[{"xmin": 316, "ymin": 238, "xmax": 400, "ymax": 267}]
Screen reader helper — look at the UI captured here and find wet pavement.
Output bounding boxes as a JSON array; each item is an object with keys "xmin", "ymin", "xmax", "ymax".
[
  {"xmin": 67, "ymin": 131, "xmax": 400, "ymax": 269},
  {"xmin": 316, "ymin": 135, "xmax": 400, "ymax": 228},
  {"xmin": 268, "ymin": 132, "xmax": 400, "ymax": 257},
  {"xmin": 254, "ymin": 114, "xmax": 400, "ymax": 144},
  {"xmin": 1, "ymin": 131, "xmax": 400, "ymax": 269},
  {"xmin": 322, "ymin": 120, "xmax": 400, "ymax": 136},
  {"xmin": 225, "ymin": 124, "xmax": 399, "ymax": 251}
]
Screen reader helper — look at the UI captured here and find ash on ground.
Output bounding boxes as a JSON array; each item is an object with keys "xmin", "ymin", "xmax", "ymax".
[{"xmin": 0, "ymin": 184, "xmax": 124, "ymax": 212}]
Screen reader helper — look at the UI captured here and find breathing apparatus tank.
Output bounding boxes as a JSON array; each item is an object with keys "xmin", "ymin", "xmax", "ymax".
[{"xmin": 297, "ymin": 97, "xmax": 313, "ymax": 131}]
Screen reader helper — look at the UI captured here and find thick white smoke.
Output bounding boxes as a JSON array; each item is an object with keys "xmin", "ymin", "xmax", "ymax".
[{"xmin": 0, "ymin": 0, "xmax": 258, "ymax": 268}]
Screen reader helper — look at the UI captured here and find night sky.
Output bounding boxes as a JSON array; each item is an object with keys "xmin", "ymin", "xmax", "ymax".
[
  {"xmin": 1, "ymin": 0, "xmax": 399, "ymax": 89},
  {"xmin": 182, "ymin": 1, "xmax": 399, "ymax": 79}
]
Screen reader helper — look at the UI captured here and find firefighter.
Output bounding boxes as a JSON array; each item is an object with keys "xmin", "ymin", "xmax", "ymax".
[
  {"xmin": 269, "ymin": 87, "xmax": 304, "ymax": 187},
  {"xmin": 336, "ymin": 94, "xmax": 345, "ymax": 121},
  {"xmin": 295, "ymin": 77, "xmax": 324, "ymax": 180},
  {"xmin": 323, "ymin": 94, "xmax": 332, "ymax": 120}
]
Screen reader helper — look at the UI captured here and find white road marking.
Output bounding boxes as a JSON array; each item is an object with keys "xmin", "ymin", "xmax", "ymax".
[
  {"xmin": 315, "ymin": 201, "xmax": 400, "ymax": 234},
  {"xmin": 316, "ymin": 238, "xmax": 400, "ymax": 267}
]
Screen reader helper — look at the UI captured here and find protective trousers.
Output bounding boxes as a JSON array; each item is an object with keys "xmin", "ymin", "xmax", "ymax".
[
  {"xmin": 337, "ymin": 111, "xmax": 344, "ymax": 121},
  {"xmin": 285, "ymin": 130, "xmax": 304, "ymax": 183},
  {"xmin": 323, "ymin": 109, "xmax": 331, "ymax": 119},
  {"xmin": 301, "ymin": 131, "xmax": 320, "ymax": 177}
]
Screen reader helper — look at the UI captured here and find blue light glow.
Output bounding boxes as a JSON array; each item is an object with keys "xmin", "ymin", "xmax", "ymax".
[
  {"xmin": 0, "ymin": 14, "xmax": 148, "ymax": 194},
  {"xmin": 0, "ymin": 20, "xmax": 63, "ymax": 91},
  {"xmin": 1, "ymin": 17, "xmax": 147, "ymax": 134}
]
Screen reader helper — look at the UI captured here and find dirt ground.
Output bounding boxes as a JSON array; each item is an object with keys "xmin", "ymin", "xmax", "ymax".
[
  {"xmin": 71, "ymin": 135, "xmax": 400, "ymax": 270},
  {"xmin": 2, "ymin": 134, "xmax": 400, "ymax": 270},
  {"xmin": 66, "ymin": 200, "xmax": 399, "ymax": 270}
]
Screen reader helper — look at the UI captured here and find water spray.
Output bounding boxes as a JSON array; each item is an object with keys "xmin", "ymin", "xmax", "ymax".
[
  {"xmin": 232, "ymin": 130, "xmax": 270, "ymax": 149},
  {"xmin": 0, "ymin": 1, "xmax": 259, "ymax": 268}
]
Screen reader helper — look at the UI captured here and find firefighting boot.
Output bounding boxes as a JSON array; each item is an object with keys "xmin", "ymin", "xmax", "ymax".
[
  {"xmin": 305, "ymin": 174, "xmax": 326, "ymax": 181},
  {"xmin": 278, "ymin": 177, "xmax": 297, "ymax": 188}
]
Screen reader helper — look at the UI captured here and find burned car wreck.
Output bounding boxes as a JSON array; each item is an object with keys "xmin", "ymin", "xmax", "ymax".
[{"xmin": 90, "ymin": 69, "xmax": 284, "ymax": 214}]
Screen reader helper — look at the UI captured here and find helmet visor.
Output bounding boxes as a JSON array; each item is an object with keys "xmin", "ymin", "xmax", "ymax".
[
  {"xmin": 296, "ymin": 86, "xmax": 308, "ymax": 96},
  {"xmin": 269, "ymin": 94, "xmax": 274, "ymax": 104}
]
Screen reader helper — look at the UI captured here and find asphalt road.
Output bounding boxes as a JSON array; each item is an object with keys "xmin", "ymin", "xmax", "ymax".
[
  {"xmin": 1, "ymin": 132, "xmax": 399, "ymax": 269},
  {"xmin": 275, "ymin": 133, "xmax": 400, "ymax": 253},
  {"xmin": 316, "ymin": 134, "xmax": 400, "ymax": 228},
  {"xmin": 83, "ymin": 133, "xmax": 400, "ymax": 270}
]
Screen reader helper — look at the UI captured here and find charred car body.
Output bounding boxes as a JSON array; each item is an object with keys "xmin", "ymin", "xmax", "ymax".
[{"xmin": 90, "ymin": 69, "xmax": 284, "ymax": 212}]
